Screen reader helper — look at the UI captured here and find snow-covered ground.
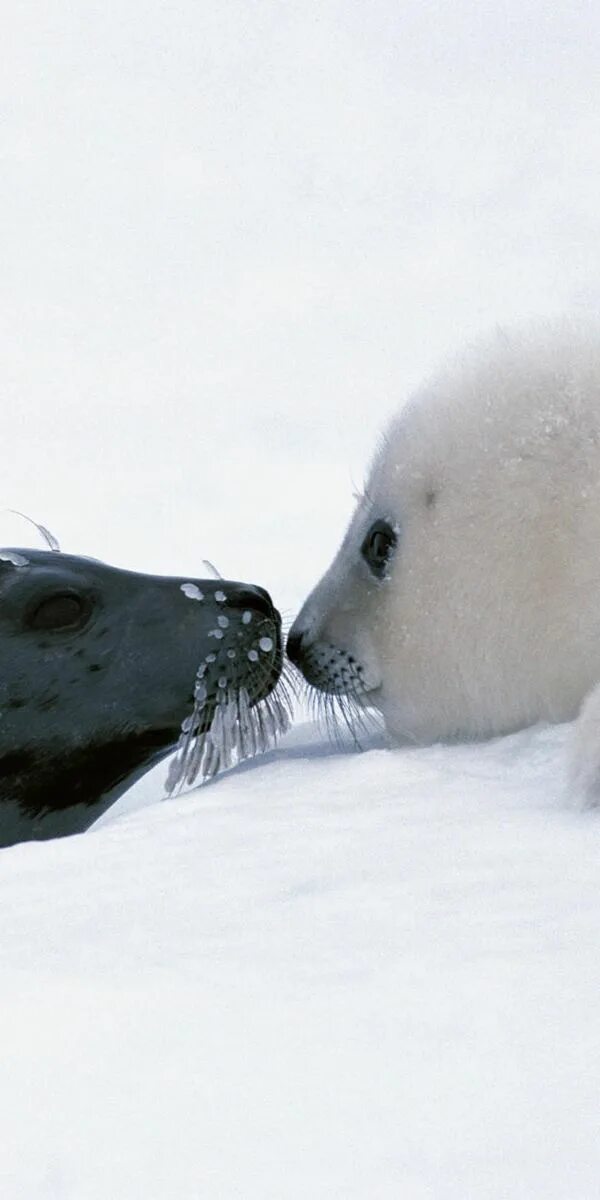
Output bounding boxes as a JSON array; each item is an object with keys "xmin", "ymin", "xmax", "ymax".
[
  {"xmin": 4, "ymin": 1, "xmax": 600, "ymax": 1196},
  {"xmin": 3, "ymin": 720, "xmax": 600, "ymax": 1199}
]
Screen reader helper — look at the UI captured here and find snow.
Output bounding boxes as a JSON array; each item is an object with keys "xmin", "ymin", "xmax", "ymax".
[
  {"xmin": 2, "ymin": 720, "xmax": 600, "ymax": 1198},
  {"xmin": 4, "ymin": 0, "xmax": 600, "ymax": 1194}
]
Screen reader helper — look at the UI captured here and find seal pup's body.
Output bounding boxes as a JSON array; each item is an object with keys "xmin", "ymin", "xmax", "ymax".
[
  {"xmin": 0, "ymin": 550, "xmax": 284, "ymax": 846},
  {"xmin": 288, "ymin": 323, "xmax": 600, "ymax": 801}
]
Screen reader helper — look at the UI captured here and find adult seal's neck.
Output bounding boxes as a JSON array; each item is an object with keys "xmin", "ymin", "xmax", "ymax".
[{"xmin": 0, "ymin": 734, "xmax": 172, "ymax": 847}]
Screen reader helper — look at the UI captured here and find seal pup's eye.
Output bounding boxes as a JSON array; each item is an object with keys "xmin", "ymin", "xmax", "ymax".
[
  {"xmin": 360, "ymin": 519, "xmax": 397, "ymax": 579},
  {"xmin": 28, "ymin": 593, "xmax": 88, "ymax": 631}
]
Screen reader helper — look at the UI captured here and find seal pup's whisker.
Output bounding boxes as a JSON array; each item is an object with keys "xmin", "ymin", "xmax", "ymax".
[{"xmin": 284, "ymin": 640, "xmax": 384, "ymax": 751}]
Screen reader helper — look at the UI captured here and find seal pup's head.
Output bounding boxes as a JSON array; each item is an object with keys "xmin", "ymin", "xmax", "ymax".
[
  {"xmin": 288, "ymin": 325, "xmax": 600, "ymax": 746},
  {"xmin": 0, "ymin": 549, "xmax": 288, "ymax": 846}
]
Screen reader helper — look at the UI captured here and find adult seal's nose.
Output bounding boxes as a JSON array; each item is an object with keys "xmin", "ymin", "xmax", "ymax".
[{"xmin": 227, "ymin": 583, "xmax": 275, "ymax": 619}]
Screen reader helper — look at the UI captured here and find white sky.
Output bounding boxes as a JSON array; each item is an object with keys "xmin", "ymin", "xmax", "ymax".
[{"xmin": 2, "ymin": 0, "xmax": 600, "ymax": 611}]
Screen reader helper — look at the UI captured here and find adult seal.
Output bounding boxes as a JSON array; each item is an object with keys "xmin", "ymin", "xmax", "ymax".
[
  {"xmin": 287, "ymin": 322, "xmax": 600, "ymax": 805},
  {"xmin": 0, "ymin": 549, "xmax": 288, "ymax": 847}
]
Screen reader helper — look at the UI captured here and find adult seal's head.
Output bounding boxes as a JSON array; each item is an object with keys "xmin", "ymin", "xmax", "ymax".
[
  {"xmin": 287, "ymin": 323, "xmax": 600, "ymax": 751},
  {"xmin": 0, "ymin": 549, "xmax": 287, "ymax": 847}
]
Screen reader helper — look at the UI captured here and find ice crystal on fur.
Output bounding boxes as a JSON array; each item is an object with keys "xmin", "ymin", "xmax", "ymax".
[
  {"xmin": 181, "ymin": 582, "xmax": 204, "ymax": 601},
  {"xmin": 0, "ymin": 551, "xmax": 29, "ymax": 567}
]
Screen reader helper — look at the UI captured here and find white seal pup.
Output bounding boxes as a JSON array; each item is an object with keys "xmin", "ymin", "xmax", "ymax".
[{"xmin": 287, "ymin": 322, "xmax": 600, "ymax": 805}]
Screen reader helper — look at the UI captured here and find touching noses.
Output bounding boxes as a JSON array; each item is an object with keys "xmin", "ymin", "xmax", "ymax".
[{"xmin": 286, "ymin": 624, "xmax": 307, "ymax": 668}]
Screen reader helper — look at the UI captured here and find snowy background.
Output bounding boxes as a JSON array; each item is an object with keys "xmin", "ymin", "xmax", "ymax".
[{"xmin": 3, "ymin": 2, "xmax": 600, "ymax": 1197}]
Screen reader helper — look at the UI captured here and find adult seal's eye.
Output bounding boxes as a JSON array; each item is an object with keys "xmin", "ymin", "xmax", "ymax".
[
  {"xmin": 360, "ymin": 519, "xmax": 398, "ymax": 579},
  {"xmin": 28, "ymin": 593, "xmax": 87, "ymax": 631}
]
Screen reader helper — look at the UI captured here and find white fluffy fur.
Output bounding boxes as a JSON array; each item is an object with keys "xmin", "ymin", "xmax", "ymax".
[{"xmin": 292, "ymin": 322, "xmax": 600, "ymax": 804}]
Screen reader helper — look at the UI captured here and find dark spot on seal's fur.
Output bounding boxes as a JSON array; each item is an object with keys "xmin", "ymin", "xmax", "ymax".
[
  {"xmin": 88, "ymin": 664, "xmax": 103, "ymax": 673},
  {"xmin": 425, "ymin": 489, "xmax": 437, "ymax": 508}
]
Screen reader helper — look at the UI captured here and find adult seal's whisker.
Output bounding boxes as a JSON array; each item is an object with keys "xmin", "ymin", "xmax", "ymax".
[
  {"xmin": 165, "ymin": 598, "xmax": 292, "ymax": 795},
  {"xmin": 4, "ymin": 510, "xmax": 61, "ymax": 553}
]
